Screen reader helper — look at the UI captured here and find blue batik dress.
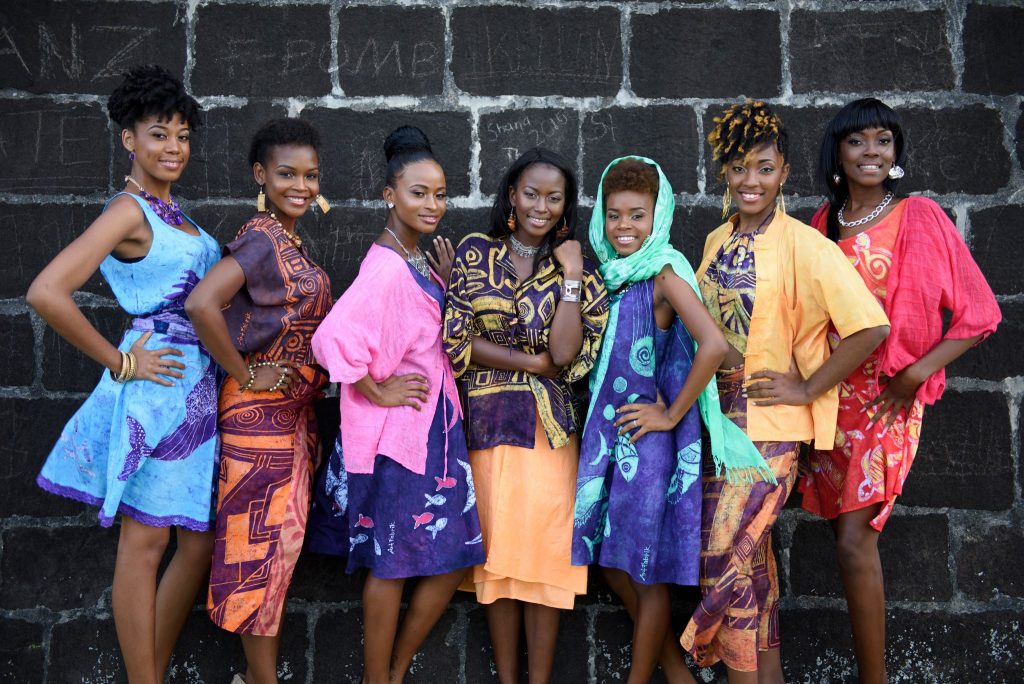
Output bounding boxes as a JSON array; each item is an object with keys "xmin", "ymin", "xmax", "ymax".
[
  {"xmin": 37, "ymin": 193, "xmax": 221, "ymax": 530},
  {"xmin": 571, "ymin": 277, "xmax": 702, "ymax": 585},
  {"xmin": 306, "ymin": 259, "xmax": 485, "ymax": 578}
]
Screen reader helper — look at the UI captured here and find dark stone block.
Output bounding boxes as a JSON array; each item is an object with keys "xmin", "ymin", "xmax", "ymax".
[
  {"xmin": 674, "ymin": 205, "xmax": 720, "ymax": 269},
  {"xmin": 0, "ymin": 0, "xmax": 185, "ymax": 94},
  {"xmin": 176, "ymin": 104, "xmax": 288, "ymax": 201},
  {"xmin": 301, "ymin": 206, "xmax": 382, "ymax": 296},
  {"xmin": 405, "ymin": 609, "xmax": 462, "ymax": 681},
  {"xmin": 289, "ymin": 550, "xmax": 361, "ymax": 603},
  {"xmin": 957, "ymin": 525, "xmax": 1024, "ymax": 599},
  {"xmin": 0, "ymin": 314, "xmax": 34, "ymax": 386},
  {"xmin": 0, "ymin": 99, "xmax": 110, "ymax": 193},
  {"xmin": 0, "ymin": 397, "xmax": 89, "ymax": 517},
  {"xmin": 581, "ymin": 106, "xmax": 699, "ymax": 195},
  {"xmin": 1017, "ymin": 104, "xmax": 1024, "ymax": 172},
  {"xmin": 899, "ymin": 106, "xmax": 1011, "ymax": 195},
  {"xmin": 0, "ymin": 201, "xmax": 110, "ymax": 298},
  {"xmin": 479, "ymin": 109, "xmax": 581, "ymax": 194},
  {"xmin": 311, "ymin": 606, "xmax": 367, "ymax": 680},
  {"xmin": 947, "ymin": 301, "xmax": 1022, "ymax": 382},
  {"xmin": 632, "ymin": 9, "xmax": 780, "ymax": 98},
  {"xmin": 47, "ymin": 615, "xmax": 125, "ymax": 682},
  {"xmin": 338, "ymin": 6, "xmax": 444, "ymax": 96},
  {"xmin": 192, "ymin": 4, "xmax": 331, "ymax": 97},
  {"xmin": 444, "ymin": 207, "xmax": 492, "ymax": 248},
  {"xmin": 902, "ymin": 390, "xmax": 1012, "ymax": 510},
  {"xmin": 300, "ymin": 109, "xmax": 471, "ymax": 200},
  {"xmin": 964, "ymin": 5, "xmax": 1024, "ymax": 95},
  {"xmin": 42, "ymin": 305, "xmax": 127, "ymax": 392},
  {"xmin": 790, "ymin": 515, "xmax": 953, "ymax": 601},
  {"xmin": 0, "ymin": 617, "xmax": 44, "ymax": 680},
  {"xmin": 791, "ymin": 10, "xmax": 952, "ymax": 92},
  {"xmin": 594, "ymin": 609, "xmax": 665, "ymax": 683},
  {"xmin": 183, "ymin": 202, "xmax": 254, "ymax": 246},
  {"xmin": 167, "ymin": 611, "xmax": 308, "ymax": 682},
  {"xmin": 451, "ymin": 6, "xmax": 622, "ymax": 96},
  {"xmin": 0, "ymin": 525, "xmax": 117, "ymax": 610},
  {"xmin": 968, "ymin": 205, "xmax": 1024, "ymax": 296},
  {"xmin": 702, "ymin": 104, "xmax": 839, "ymax": 199}
]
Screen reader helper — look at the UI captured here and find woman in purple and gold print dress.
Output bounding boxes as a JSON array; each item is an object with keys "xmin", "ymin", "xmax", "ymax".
[
  {"xmin": 186, "ymin": 118, "xmax": 332, "ymax": 684},
  {"xmin": 443, "ymin": 148, "xmax": 608, "ymax": 684},
  {"xmin": 306, "ymin": 126, "xmax": 483, "ymax": 684},
  {"xmin": 27, "ymin": 65, "xmax": 219, "ymax": 683}
]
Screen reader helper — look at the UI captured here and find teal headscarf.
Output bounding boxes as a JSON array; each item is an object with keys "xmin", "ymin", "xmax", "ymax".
[{"xmin": 588, "ymin": 156, "xmax": 775, "ymax": 484}]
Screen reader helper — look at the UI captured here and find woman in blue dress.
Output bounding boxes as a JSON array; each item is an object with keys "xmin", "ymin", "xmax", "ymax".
[{"xmin": 26, "ymin": 65, "xmax": 220, "ymax": 684}]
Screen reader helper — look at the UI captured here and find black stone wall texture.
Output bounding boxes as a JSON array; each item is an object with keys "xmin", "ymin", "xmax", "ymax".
[{"xmin": 1, "ymin": 1, "xmax": 1022, "ymax": 682}]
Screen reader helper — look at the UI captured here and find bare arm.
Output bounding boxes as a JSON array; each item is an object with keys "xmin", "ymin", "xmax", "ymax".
[
  {"xmin": 184, "ymin": 257, "xmax": 297, "ymax": 392},
  {"xmin": 747, "ymin": 325, "xmax": 890, "ymax": 406},
  {"xmin": 26, "ymin": 196, "xmax": 184, "ymax": 385},
  {"xmin": 547, "ymin": 240, "xmax": 585, "ymax": 367},
  {"xmin": 352, "ymin": 373, "xmax": 430, "ymax": 411},
  {"xmin": 615, "ymin": 267, "xmax": 729, "ymax": 443}
]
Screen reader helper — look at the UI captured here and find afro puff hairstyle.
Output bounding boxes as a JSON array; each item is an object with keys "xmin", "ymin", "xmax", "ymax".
[
  {"xmin": 601, "ymin": 158, "xmax": 659, "ymax": 206},
  {"xmin": 248, "ymin": 118, "xmax": 322, "ymax": 169},
  {"xmin": 106, "ymin": 64, "xmax": 201, "ymax": 131}
]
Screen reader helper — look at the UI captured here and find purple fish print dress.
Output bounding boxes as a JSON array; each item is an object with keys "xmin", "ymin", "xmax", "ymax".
[
  {"xmin": 572, "ymin": 278, "xmax": 703, "ymax": 585},
  {"xmin": 306, "ymin": 258, "xmax": 485, "ymax": 578},
  {"xmin": 37, "ymin": 193, "xmax": 221, "ymax": 530}
]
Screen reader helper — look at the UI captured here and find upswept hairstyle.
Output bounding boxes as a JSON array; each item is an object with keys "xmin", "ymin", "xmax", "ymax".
[
  {"xmin": 383, "ymin": 125, "xmax": 439, "ymax": 187},
  {"xmin": 601, "ymin": 158, "xmax": 659, "ymax": 205},
  {"xmin": 818, "ymin": 97, "xmax": 907, "ymax": 241},
  {"xmin": 248, "ymin": 118, "xmax": 322, "ymax": 168},
  {"xmin": 707, "ymin": 100, "xmax": 788, "ymax": 178},
  {"xmin": 488, "ymin": 147, "xmax": 579, "ymax": 260},
  {"xmin": 107, "ymin": 64, "xmax": 201, "ymax": 131}
]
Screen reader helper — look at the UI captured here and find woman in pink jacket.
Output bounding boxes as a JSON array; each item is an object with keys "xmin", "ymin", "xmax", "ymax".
[{"xmin": 305, "ymin": 126, "xmax": 484, "ymax": 684}]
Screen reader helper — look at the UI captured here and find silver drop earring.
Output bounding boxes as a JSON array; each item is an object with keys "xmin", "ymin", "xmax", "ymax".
[
  {"xmin": 832, "ymin": 173, "xmax": 841, "ymax": 185},
  {"xmin": 888, "ymin": 164, "xmax": 905, "ymax": 180},
  {"xmin": 386, "ymin": 201, "xmax": 394, "ymax": 209}
]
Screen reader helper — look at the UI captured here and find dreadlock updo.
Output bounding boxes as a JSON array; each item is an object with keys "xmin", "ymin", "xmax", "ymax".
[
  {"xmin": 106, "ymin": 64, "xmax": 201, "ymax": 131},
  {"xmin": 602, "ymin": 158, "xmax": 659, "ymax": 205},
  {"xmin": 707, "ymin": 100, "xmax": 787, "ymax": 178}
]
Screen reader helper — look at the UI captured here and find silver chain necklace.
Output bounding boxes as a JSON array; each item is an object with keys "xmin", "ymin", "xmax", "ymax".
[
  {"xmin": 838, "ymin": 191, "xmax": 894, "ymax": 229},
  {"xmin": 384, "ymin": 226, "xmax": 430, "ymax": 278},
  {"xmin": 508, "ymin": 233, "xmax": 541, "ymax": 258}
]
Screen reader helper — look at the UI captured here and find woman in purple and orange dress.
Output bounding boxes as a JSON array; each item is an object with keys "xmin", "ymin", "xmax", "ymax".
[
  {"xmin": 186, "ymin": 118, "xmax": 333, "ymax": 684},
  {"xmin": 800, "ymin": 98, "xmax": 1000, "ymax": 684}
]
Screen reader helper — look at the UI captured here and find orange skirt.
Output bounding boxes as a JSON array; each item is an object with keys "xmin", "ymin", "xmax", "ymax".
[{"xmin": 460, "ymin": 416, "xmax": 586, "ymax": 609}]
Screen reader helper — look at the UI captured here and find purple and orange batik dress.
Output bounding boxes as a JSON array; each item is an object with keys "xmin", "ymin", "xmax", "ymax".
[{"xmin": 207, "ymin": 215, "xmax": 332, "ymax": 637}]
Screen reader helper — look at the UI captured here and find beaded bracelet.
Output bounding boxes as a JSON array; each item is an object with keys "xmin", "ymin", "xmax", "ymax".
[{"xmin": 240, "ymin": 360, "xmax": 285, "ymax": 392}]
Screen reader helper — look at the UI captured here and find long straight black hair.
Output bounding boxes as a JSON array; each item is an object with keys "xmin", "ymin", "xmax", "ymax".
[
  {"xmin": 818, "ymin": 98, "xmax": 907, "ymax": 241},
  {"xmin": 488, "ymin": 147, "xmax": 578, "ymax": 269}
]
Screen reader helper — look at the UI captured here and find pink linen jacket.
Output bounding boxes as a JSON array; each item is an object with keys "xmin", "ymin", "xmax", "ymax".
[{"xmin": 311, "ymin": 244, "xmax": 460, "ymax": 475}]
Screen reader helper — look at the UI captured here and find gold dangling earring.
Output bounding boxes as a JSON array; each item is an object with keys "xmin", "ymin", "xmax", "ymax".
[
  {"xmin": 776, "ymin": 184, "xmax": 786, "ymax": 214},
  {"xmin": 507, "ymin": 207, "xmax": 517, "ymax": 232},
  {"xmin": 314, "ymin": 194, "xmax": 331, "ymax": 214},
  {"xmin": 257, "ymin": 186, "xmax": 266, "ymax": 212},
  {"xmin": 721, "ymin": 187, "xmax": 732, "ymax": 219}
]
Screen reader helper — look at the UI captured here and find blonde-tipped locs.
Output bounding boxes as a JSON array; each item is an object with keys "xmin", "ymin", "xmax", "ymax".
[{"xmin": 707, "ymin": 100, "xmax": 788, "ymax": 179}]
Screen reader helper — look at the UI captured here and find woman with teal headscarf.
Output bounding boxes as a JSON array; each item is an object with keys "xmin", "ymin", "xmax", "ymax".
[{"xmin": 571, "ymin": 157, "xmax": 771, "ymax": 683}]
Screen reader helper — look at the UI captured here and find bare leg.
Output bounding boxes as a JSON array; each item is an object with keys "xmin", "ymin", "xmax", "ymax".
[
  {"xmin": 602, "ymin": 568, "xmax": 695, "ymax": 684},
  {"xmin": 112, "ymin": 517, "xmax": 170, "ymax": 684},
  {"xmin": 154, "ymin": 527, "xmax": 214, "ymax": 677},
  {"xmin": 241, "ymin": 633, "xmax": 281, "ymax": 684},
  {"xmin": 486, "ymin": 599, "xmax": 523, "ymax": 684},
  {"xmin": 522, "ymin": 602, "xmax": 560, "ymax": 684},
  {"xmin": 833, "ymin": 505, "xmax": 887, "ymax": 684},
  {"xmin": 390, "ymin": 569, "xmax": 467, "ymax": 682},
  {"xmin": 726, "ymin": 666, "xmax": 759, "ymax": 684},
  {"xmin": 757, "ymin": 647, "xmax": 785, "ymax": 684},
  {"xmin": 628, "ymin": 581, "xmax": 672, "ymax": 684},
  {"xmin": 361, "ymin": 573, "xmax": 405, "ymax": 684}
]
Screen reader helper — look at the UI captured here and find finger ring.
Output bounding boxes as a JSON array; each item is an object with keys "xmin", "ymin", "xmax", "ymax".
[{"xmin": 632, "ymin": 420, "xmax": 638, "ymax": 429}]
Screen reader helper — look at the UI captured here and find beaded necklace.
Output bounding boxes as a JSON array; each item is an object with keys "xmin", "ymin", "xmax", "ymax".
[
  {"xmin": 384, "ymin": 226, "xmax": 430, "ymax": 278},
  {"xmin": 124, "ymin": 175, "xmax": 184, "ymax": 226}
]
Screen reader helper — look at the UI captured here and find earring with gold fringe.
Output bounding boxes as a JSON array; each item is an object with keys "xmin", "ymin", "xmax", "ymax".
[
  {"xmin": 507, "ymin": 207, "xmax": 517, "ymax": 232},
  {"xmin": 776, "ymin": 184, "xmax": 786, "ymax": 214},
  {"xmin": 256, "ymin": 186, "xmax": 267, "ymax": 212},
  {"xmin": 721, "ymin": 187, "xmax": 732, "ymax": 219},
  {"xmin": 314, "ymin": 194, "xmax": 331, "ymax": 214}
]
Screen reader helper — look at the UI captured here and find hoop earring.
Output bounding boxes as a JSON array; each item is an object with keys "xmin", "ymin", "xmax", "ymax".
[
  {"xmin": 888, "ymin": 164, "xmax": 905, "ymax": 180},
  {"xmin": 507, "ymin": 207, "xmax": 517, "ymax": 232},
  {"xmin": 556, "ymin": 217, "xmax": 569, "ymax": 239},
  {"xmin": 256, "ymin": 186, "xmax": 266, "ymax": 212},
  {"xmin": 721, "ymin": 187, "xmax": 732, "ymax": 219},
  {"xmin": 776, "ymin": 184, "xmax": 786, "ymax": 214}
]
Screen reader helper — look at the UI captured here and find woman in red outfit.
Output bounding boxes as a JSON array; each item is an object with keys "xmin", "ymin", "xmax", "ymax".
[{"xmin": 801, "ymin": 98, "xmax": 1001, "ymax": 684}]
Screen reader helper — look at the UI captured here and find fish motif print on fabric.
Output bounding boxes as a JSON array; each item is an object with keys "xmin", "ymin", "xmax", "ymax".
[{"xmin": 571, "ymin": 278, "xmax": 703, "ymax": 586}]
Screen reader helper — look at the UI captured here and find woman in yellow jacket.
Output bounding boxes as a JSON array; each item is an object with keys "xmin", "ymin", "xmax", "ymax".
[{"xmin": 679, "ymin": 101, "xmax": 890, "ymax": 684}]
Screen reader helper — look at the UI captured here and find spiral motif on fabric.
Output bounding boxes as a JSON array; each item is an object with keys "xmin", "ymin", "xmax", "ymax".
[
  {"xmin": 517, "ymin": 297, "xmax": 535, "ymax": 325},
  {"xmin": 235, "ymin": 406, "xmax": 264, "ymax": 427},
  {"xmin": 464, "ymin": 246, "xmax": 483, "ymax": 266},
  {"xmin": 283, "ymin": 332, "xmax": 304, "ymax": 353},
  {"xmin": 272, "ymin": 408, "xmax": 297, "ymax": 430},
  {"xmin": 297, "ymin": 275, "xmax": 318, "ymax": 295},
  {"xmin": 629, "ymin": 336, "xmax": 655, "ymax": 377},
  {"xmin": 862, "ymin": 248, "xmax": 892, "ymax": 283}
]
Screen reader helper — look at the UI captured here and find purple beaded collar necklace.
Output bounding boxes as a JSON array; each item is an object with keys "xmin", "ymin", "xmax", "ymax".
[{"xmin": 125, "ymin": 175, "xmax": 185, "ymax": 226}]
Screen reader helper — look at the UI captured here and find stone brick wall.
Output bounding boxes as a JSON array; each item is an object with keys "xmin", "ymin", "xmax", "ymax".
[{"xmin": 1, "ymin": 1, "xmax": 1021, "ymax": 682}]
